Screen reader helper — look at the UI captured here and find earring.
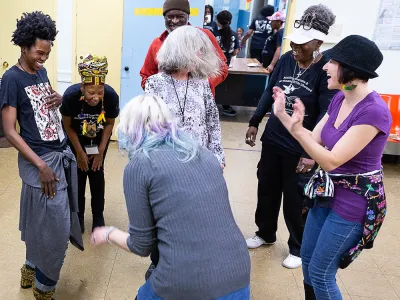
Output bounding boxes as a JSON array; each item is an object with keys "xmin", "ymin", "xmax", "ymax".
[
  {"xmin": 313, "ymin": 49, "xmax": 320, "ymax": 60},
  {"xmin": 80, "ymin": 94, "xmax": 84, "ymax": 101}
]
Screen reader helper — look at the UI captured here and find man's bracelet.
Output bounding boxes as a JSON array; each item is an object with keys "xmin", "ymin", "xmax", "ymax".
[{"xmin": 105, "ymin": 226, "xmax": 116, "ymax": 244}]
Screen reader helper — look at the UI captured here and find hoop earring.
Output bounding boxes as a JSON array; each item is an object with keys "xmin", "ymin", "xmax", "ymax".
[{"xmin": 313, "ymin": 49, "xmax": 320, "ymax": 60}]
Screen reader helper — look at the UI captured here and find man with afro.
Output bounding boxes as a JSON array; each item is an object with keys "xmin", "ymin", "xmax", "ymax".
[{"xmin": 0, "ymin": 11, "xmax": 83, "ymax": 300}]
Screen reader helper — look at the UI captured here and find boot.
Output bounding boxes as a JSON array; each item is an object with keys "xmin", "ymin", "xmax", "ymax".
[
  {"xmin": 304, "ymin": 282, "xmax": 316, "ymax": 300},
  {"xmin": 20, "ymin": 264, "xmax": 35, "ymax": 289},
  {"xmin": 33, "ymin": 286, "xmax": 55, "ymax": 300},
  {"xmin": 78, "ymin": 213, "xmax": 85, "ymax": 234}
]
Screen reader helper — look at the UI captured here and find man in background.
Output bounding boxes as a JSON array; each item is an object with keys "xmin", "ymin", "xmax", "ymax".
[{"xmin": 240, "ymin": 5, "xmax": 275, "ymax": 65}]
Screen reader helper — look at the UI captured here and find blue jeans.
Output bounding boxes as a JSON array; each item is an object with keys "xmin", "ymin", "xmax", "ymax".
[
  {"xmin": 137, "ymin": 280, "xmax": 250, "ymax": 300},
  {"xmin": 301, "ymin": 206, "xmax": 363, "ymax": 300},
  {"xmin": 26, "ymin": 260, "xmax": 57, "ymax": 292}
]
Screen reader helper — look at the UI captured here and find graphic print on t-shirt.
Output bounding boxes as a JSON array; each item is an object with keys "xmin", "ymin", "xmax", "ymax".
[
  {"xmin": 74, "ymin": 112, "xmax": 103, "ymax": 139},
  {"xmin": 24, "ymin": 83, "xmax": 62, "ymax": 141},
  {"xmin": 216, "ymin": 35, "xmax": 237, "ymax": 54},
  {"xmin": 279, "ymin": 76, "xmax": 312, "ymax": 116},
  {"xmin": 255, "ymin": 20, "xmax": 272, "ymax": 34}
]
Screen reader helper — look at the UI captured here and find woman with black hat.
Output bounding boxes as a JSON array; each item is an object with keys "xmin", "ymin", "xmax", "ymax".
[
  {"xmin": 273, "ymin": 35, "xmax": 390, "ymax": 299},
  {"xmin": 245, "ymin": 4, "xmax": 337, "ymax": 270}
]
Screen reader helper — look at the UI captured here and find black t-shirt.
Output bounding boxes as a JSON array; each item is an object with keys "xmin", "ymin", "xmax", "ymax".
[
  {"xmin": 249, "ymin": 17, "xmax": 273, "ymax": 49},
  {"xmin": 60, "ymin": 83, "xmax": 119, "ymax": 147},
  {"xmin": 215, "ymin": 29, "xmax": 240, "ymax": 65},
  {"xmin": 203, "ymin": 21, "xmax": 219, "ymax": 36},
  {"xmin": 249, "ymin": 51, "xmax": 338, "ymax": 156},
  {"xmin": 0, "ymin": 66, "xmax": 67, "ymax": 156},
  {"xmin": 262, "ymin": 28, "xmax": 284, "ymax": 67}
]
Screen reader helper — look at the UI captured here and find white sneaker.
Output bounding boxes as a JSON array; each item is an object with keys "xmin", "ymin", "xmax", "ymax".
[
  {"xmin": 246, "ymin": 235, "xmax": 275, "ymax": 249},
  {"xmin": 282, "ymin": 254, "xmax": 302, "ymax": 269}
]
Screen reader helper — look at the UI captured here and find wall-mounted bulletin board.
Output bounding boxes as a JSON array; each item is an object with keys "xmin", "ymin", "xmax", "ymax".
[{"xmin": 373, "ymin": 0, "xmax": 400, "ymax": 50}]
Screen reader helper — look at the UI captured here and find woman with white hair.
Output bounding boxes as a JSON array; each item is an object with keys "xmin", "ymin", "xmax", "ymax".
[
  {"xmin": 91, "ymin": 94, "xmax": 251, "ymax": 300},
  {"xmin": 145, "ymin": 25, "xmax": 225, "ymax": 166},
  {"xmin": 245, "ymin": 4, "xmax": 337, "ymax": 270}
]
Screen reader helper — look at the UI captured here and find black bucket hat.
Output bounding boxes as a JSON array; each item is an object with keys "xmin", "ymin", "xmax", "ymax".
[{"xmin": 323, "ymin": 35, "xmax": 383, "ymax": 79}]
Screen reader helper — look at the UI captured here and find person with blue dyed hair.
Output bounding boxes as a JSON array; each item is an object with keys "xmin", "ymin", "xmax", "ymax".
[{"xmin": 91, "ymin": 94, "xmax": 251, "ymax": 300}]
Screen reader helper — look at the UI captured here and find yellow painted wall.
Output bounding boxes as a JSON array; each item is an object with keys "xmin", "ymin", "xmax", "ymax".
[
  {"xmin": 72, "ymin": 0, "xmax": 124, "ymax": 95},
  {"xmin": 282, "ymin": 0, "xmax": 296, "ymax": 54},
  {"xmin": 72, "ymin": 0, "xmax": 124, "ymax": 140},
  {"xmin": 0, "ymin": 0, "xmax": 57, "ymax": 88}
]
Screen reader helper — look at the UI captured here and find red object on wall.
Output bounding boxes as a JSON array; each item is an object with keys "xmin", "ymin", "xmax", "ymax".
[{"xmin": 380, "ymin": 94, "xmax": 400, "ymax": 134}]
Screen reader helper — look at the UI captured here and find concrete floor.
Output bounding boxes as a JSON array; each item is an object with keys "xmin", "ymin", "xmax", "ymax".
[{"xmin": 1, "ymin": 109, "xmax": 400, "ymax": 299}]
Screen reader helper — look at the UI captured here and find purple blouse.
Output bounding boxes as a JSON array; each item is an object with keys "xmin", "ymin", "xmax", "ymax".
[{"xmin": 321, "ymin": 91, "xmax": 392, "ymax": 223}]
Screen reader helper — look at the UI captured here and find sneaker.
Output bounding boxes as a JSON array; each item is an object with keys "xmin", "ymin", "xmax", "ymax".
[
  {"xmin": 246, "ymin": 235, "xmax": 275, "ymax": 249},
  {"xmin": 222, "ymin": 107, "xmax": 237, "ymax": 117},
  {"xmin": 282, "ymin": 254, "xmax": 302, "ymax": 269}
]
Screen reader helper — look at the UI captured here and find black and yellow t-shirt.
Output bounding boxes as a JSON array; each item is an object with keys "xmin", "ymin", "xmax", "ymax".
[{"xmin": 60, "ymin": 83, "xmax": 119, "ymax": 147}]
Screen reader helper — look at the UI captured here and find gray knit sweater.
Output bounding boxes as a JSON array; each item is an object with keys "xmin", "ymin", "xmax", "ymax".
[{"xmin": 123, "ymin": 145, "xmax": 250, "ymax": 300}]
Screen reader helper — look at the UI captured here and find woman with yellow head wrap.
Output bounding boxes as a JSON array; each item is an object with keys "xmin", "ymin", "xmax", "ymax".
[{"xmin": 60, "ymin": 54, "xmax": 120, "ymax": 233}]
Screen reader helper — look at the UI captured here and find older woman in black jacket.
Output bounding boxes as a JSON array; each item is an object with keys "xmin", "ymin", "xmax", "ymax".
[{"xmin": 245, "ymin": 4, "xmax": 337, "ymax": 269}]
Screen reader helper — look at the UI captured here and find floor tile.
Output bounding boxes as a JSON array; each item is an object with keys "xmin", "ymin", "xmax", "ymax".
[
  {"xmin": 340, "ymin": 269, "xmax": 399, "ymax": 299},
  {"xmin": 64, "ymin": 255, "xmax": 115, "ymax": 286},
  {"xmin": 105, "ymin": 285, "xmax": 139, "ymax": 300},
  {"xmin": 251, "ymin": 255, "xmax": 297, "ymax": 287},
  {"xmin": 108, "ymin": 260, "xmax": 148, "ymax": 289},
  {"xmin": 54, "ymin": 281, "xmax": 107, "ymax": 300},
  {"xmin": 385, "ymin": 275, "xmax": 400, "ymax": 298},
  {"xmin": 371, "ymin": 253, "xmax": 400, "ymax": 277},
  {"xmin": 251, "ymin": 282, "xmax": 302, "ymax": 300}
]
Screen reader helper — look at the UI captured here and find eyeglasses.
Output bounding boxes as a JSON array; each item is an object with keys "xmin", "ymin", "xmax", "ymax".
[
  {"xmin": 294, "ymin": 12, "xmax": 330, "ymax": 34},
  {"xmin": 165, "ymin": 14, "xmax": 187, "ymax": 22}
]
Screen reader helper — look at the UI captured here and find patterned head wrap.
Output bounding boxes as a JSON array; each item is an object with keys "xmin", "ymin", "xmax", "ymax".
[{"xmin": 78, "ymin": 54, "xmax": 108, "ymax": 85}]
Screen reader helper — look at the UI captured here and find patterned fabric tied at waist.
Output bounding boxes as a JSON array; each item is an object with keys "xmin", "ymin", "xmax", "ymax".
[
  {"xmin": 18, "ymin": 146, "xmax": 83, "ymax": 251},
  {"xmin": 304, "ymin": 167, "xmax": 386, "ymax": 269}
]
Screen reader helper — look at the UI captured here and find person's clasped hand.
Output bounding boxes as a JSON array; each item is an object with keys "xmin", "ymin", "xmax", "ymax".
[
  {"xmin": 44, "ymin": 86, "xmax": 62, "ymax": 109},
  {"xmin": 296, "ymin": 157, "xmax": 315, "ymax": 173},
  {"xmin": 38, "ymin": 163, "xmax": 59, "ymax": 199}
]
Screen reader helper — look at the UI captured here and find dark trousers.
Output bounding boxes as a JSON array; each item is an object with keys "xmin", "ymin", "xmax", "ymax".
[
  {"xmin": 255, "ymin": 143, "xmax": 306, "ymax": 257},
  {"xmin": 250, "ymin": 48, "xmax": 263, "ymax": 64},
  {"xmin": 150, "ymin": 248, "xmax": 159, "ymax": 266},
  {"xmin": 74, "ymin": 143, "xmax": 109, "ymax": 217},
  {"xmin": 78, "ymin": 167, "xmax": 105, "ymax": 216}
]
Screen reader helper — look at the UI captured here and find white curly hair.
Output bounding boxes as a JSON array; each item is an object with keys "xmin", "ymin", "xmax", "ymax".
[{"xmin": 156, "ymin": 25, "xmax": 223, "ymax": 79}]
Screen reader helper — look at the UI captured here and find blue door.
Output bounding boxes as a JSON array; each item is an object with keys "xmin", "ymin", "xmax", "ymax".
[
  {"xmin": 213, "ymin": 0, "xmax": 240, "ymax": 30},
  {"xmin": 120, "ymin": 1, "xmax": 205, "ymax": 109}
]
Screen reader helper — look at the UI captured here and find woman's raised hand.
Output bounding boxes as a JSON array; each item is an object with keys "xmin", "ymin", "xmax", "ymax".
[
  {"xmin": 292, "ymin": 99, "xmax": 306, "ymax": 133},
  {"xmin": 272, "ymin": 86, "xmax": 287, "ymax": 116},
  {"xmin": 272, "ymin": 86, "xmax": 305, "ymax": 134}
]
